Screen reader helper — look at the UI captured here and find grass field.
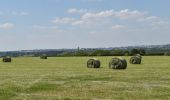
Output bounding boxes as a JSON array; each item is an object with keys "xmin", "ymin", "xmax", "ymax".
[{"xmin": 0, "ymin": 56, "xmax": 170, "ymax": 100}]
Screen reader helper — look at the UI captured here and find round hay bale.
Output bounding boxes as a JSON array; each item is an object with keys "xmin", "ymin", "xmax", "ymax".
[
  {"xmin": 135, "ymin": 54, "xmax": 142, "ymax": 59},
  {"xmin": 109, "ymin": 57, "xmax": 127, "ymax": 69},
  {"xmin": 164, "ymin": 52, "xmax": 170, "ymax": 56},
  {"xmin": 87, "ymin": 58, "xmax": 100, "ymax": 68},
  {"xmin": 130, "ymin": 56, "xmax": 141, "ymax": 64},
  {"xmin": 40, "ymin": 54, "xmax": 47, "ymax": 59},
  {"xmin": 3, "ymin": 57, "xmax": 12, "ymax": 62}
]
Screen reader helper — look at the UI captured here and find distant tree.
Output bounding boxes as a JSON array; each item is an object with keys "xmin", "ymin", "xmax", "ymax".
[
  {"xmin": 76, "ymin": 50, "xmax": 88, "ymax": 56},
  {"xmin": 139, "ymin": 49, "xmax": 146, "ymax": 56},
  {"xmin": 164, "ymin": 52, "xmax": 170, "ymax": 56},
  {"xmin": 91, "ymin": 50, "xmax": 110, "ymax": 56},
  {"xmin": 130, "ymin": 48, "xmax": 140, "ymax": 55},
  {"xmin": 123, "ymin": 51, "xmax": 130, "ymax": 56},
  {"xmin": 130, "ymin": 48, "xmax": 146, "ymax": 56},
  {"xmin": 57, "ymin": 52, "xmax": 74, "ymax": 57},
  {"xmin": 110, "ymin": 49, "xmax": 123, "ymax": 56}
]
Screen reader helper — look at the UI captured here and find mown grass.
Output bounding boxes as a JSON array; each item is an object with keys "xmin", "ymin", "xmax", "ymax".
[{"xmin": 0, "ymin": 56, "xmax": 170, "ymax": 100}]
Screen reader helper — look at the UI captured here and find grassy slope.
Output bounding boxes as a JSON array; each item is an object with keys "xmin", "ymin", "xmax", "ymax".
[{"xmin": 0, "ymin": 56, "xmax": 170, "ymax": 100}]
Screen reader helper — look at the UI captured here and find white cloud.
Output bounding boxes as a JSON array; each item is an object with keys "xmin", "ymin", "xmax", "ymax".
[
  {"xmin": 137, "ymin": 16, "xmax": 159, "ymax": 22},
  {"xmin": 72, "ymin": 20, "xmax": 85, "ymax": 25},
  {"xmin": 137, "ymin": 16, "xmax": 170, "ymax": 30},
  {"xmin": 12, "ymin": 11, "xmax": 29, "ymax": 16},
  {"xmin": 67, "ymin": 8, "xmax": 87, "ymax": 14},
  {"xmin": 82, "ymin": 10, "xmax": 114, "ymax": 19},
  {"xmin": 51, "ymin": 8, "xmax": 170, "ymax": 34},
  {"xmin": 20, "ymin": 12, "xmax": 29, "ymax": 16},
  {"xmin": 0, "ymin": 23, "xmax": 14, "ymax": 29},
  {"xmin": 32, "ymin": 25, "xmax": 46, "ymax": 29},
  {"xmin": 32, "ymin": 25, "xmax": 65, "ymax": 33},
  {"xmin": 89, "ymin": 31, "xmax": 98, "ymax": 34},
  {"xmin": 80, "ymin": 9, "xmax": 146, "ymax": 19},
  {"xmin": 114, "ymin": 9, "xmax": 146, "ymax": 19},
  {"xmin": 151, "ymin": 20, "xmax": 170, "ymax": 30},
  {"xmin": 111, "ymin": 25, "xmax": 126, "ymax": 30},
  {"xmin": 152, "ymin": 21, "xmax": 169, "ymax": 26},
  {"xmin": 72, "ymin": 9, "xmax": 145, "ymax": 26},
  {"xmin": 52, "ymin": 9, "xmax": 147, "ymax": 26},
  {"xmin": 0, "ymin": 11, "xmax": 29, "ymax": 17},
  {"xmin": 71, "ymin": 10, "xmax": 115, "ymax": 26},
  {"xmin": 52, "ymin": 17, "xmax": 75, "ymax": 24}
]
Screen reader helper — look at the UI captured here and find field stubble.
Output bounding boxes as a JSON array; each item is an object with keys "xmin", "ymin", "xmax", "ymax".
[{"xmin": 0, "ymin": 56, "xmax": 170, "ymax": 100}]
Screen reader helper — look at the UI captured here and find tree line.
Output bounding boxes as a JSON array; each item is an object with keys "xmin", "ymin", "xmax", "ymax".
[
  {"xmin": 1, "ymin": 47, "xmax": 170, "ymax": 57},
  {"xmin": 58, "ymin": 48, "xmax": 146, "ymax": 57}
]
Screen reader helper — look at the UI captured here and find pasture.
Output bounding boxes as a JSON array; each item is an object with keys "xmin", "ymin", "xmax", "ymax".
[{"xmin": 0, "ymin": 56, "xmax": 170, "ymax": 100}]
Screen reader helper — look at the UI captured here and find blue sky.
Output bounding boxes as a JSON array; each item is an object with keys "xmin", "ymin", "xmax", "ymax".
[{"xmin": 0, "ymin": 0, "xmax": 170, "ymax": 51}]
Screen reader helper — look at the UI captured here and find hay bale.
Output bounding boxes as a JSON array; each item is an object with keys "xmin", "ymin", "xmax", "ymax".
[
  {"xmin": 164, "ymin": 52, "xmax": 170, "ymax": 56},
  {"xmin": 135, "ymin": 54, "xmax": 142, "ymax": 59},
  {"xmin": 109, "ymin": 57, "xmax": 127, "ymax": 69},
  {"xmin": 3, "ymin": 57, "xmax": 12, "ymax": 62},
  {"xmin": 130, "ymin": 56, "xmax": 141, "ymax": 64},
  {"xmin": 87, "ymin": 58, "xmax": 100, "ymax": 68},
  {"xmin": 40, "ymin": 54, "xmax": 47, "ymax": 59}
]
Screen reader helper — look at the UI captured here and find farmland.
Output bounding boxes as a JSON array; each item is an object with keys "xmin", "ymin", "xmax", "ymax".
[{"xmin": 0, "ymin": 56, "xmax": 170, "ymax": 100}]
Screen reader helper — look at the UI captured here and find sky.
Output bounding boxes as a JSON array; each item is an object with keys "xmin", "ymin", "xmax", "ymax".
[{"xmin": 0, "ymin": 0, "xmax": 170, "ymax": 51}]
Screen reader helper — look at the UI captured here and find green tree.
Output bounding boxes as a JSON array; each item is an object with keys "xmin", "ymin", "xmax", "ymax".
[
  {"xmin": 91, "ymin": 50, "xmax": 110, "ymax": 56},
  {"xmin": 124, "ymin": 50, "xmax": 130, "ymax": 56},
  {"xmin": 76, "ymin": 50, "xmax": 88, "ymax": 56},
  {"xmin": 131, "ymin": 48, "xmax": 146, "ymax": 56},
  {"xmin": 139, "ymin": 49, "xmax": 146, "ymax": 56},
  {"xmin": 130, "ymin": 49, "xmax": 140, "ymax": 55},
  {"xmin": 110, "ymin": 49, "xmax": 123, "ymax": 56}
]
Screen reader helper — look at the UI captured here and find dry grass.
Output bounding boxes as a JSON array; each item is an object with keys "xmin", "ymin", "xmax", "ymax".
[{"xmin": 0, "ymin": 56, "xmax": 170, "ymax": 100}]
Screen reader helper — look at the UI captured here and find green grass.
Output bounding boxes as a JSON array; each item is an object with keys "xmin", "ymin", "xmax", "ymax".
[{"xmin": 0, "ymin": 56, "xmax": 170, "ymax": 100}]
